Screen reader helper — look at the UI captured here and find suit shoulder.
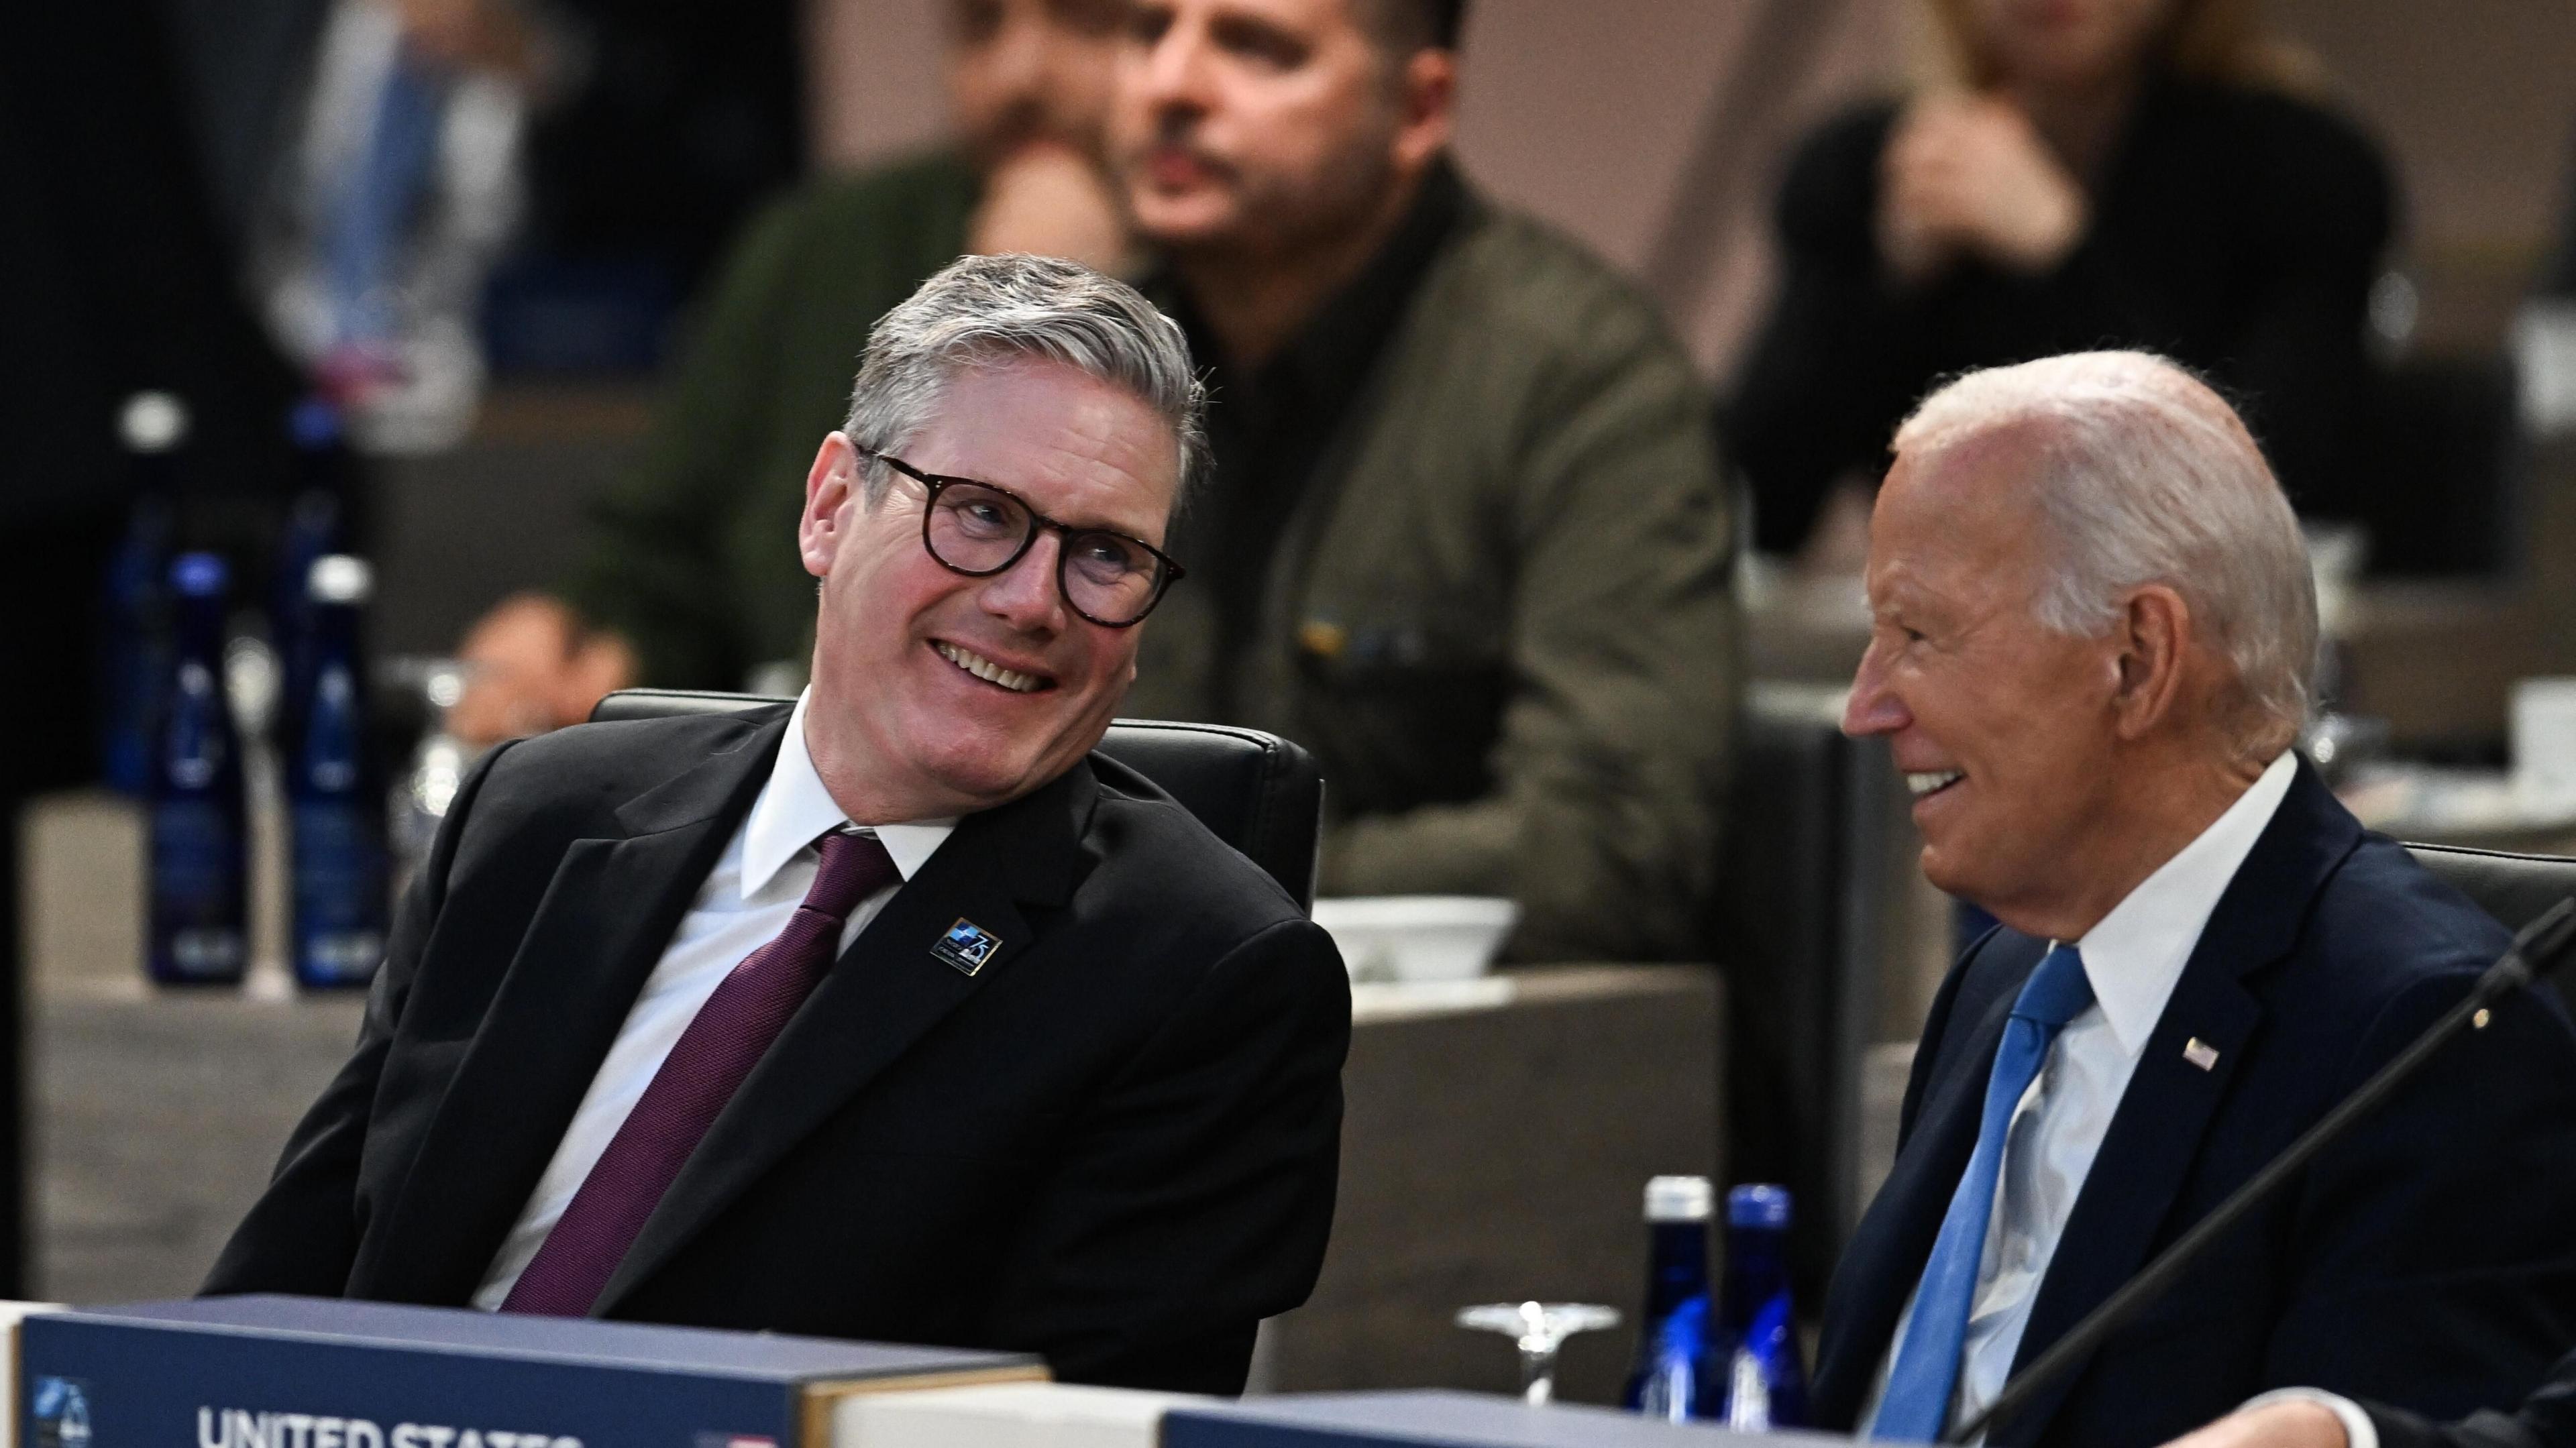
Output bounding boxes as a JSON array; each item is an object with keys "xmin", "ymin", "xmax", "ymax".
[
  {"xmin": 464, "ymin": 712, "xmax": 778, "ymax": 840},
  {"xmin": 1081, "ymin": 776, "xmax": 1311, "ymax": 938},
  {"xmin": 2265, "ymin": 833, "xmax": 2552, "ymax": 1076},
  {"xmin": 1426, "ymin": 197, "xmax": 1699, "ymax": 384},
  {"xmin": 2298, "ymin": 834, "xmax": 2513, "ymax": 994},
  {"xmin": 2159, "ymin": 81, "xmax": 2386, "ymax": 172},
  {"xmin": 2149, "ymin": 82, "xmax": 2392, "ymax": 233}
]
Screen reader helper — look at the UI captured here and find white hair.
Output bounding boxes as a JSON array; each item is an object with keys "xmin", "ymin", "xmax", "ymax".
[
  {"xmin": 843, "ymin": 253, "xmax": 1210, "ymax": 514},
  {"xmin": 1894, "ymin": 351, "xmax": 2317, "ymax": 761}
]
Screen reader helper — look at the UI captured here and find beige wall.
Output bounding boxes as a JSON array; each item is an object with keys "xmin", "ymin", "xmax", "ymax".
[
  {"xmin": 805, "ymin": 0, "xmax": 2576, "ymax": 365},
  {"xmin": 2273, "ymin": 0, "xmax": 2576, "ymax": 348}
]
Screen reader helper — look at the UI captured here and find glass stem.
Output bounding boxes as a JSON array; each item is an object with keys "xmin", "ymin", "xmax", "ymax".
[{"xmin": 1519, "ymin": 1342, "xmax": 1558, "ymax": 1406}]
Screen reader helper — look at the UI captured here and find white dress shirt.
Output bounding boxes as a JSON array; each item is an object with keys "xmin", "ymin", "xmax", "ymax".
[
  {"xmin": 472, "ymin": 691, "xmax": 956, "ymax": 1308},
  {"xmin": 1864, "ymin": 749, "xmax": 2299, "ymax": 1437}
]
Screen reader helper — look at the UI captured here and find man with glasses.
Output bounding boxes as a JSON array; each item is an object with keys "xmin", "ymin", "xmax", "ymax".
[{"xmin": 206, "ymin": 255, "xmax": 1352, "ymax": 1396}]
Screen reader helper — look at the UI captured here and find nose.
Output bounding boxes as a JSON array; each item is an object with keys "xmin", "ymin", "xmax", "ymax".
[
  {"xmin": 1841, "ymin": 638, "xmax": 1912, "ymax": 738},
  {"xmin": 978, "ymin": 530, "xmax": 1070, "ymax": 634},
  {"xmin": 1136, "ymin": 13, "xmax": 1210, "ymax": 113}
]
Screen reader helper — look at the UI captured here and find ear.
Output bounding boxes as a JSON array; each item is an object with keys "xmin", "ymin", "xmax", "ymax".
[
  {"xmin": 2109, "ymin": 583, "xmax": 2192, "ymax": 741},
  {"xmin": 800, "ymin": 432, "xmax": 863, "ymax": 580},
  {"xmin": 1389, "ymin": 47, "xmax": 1456, "ymax": 174}
]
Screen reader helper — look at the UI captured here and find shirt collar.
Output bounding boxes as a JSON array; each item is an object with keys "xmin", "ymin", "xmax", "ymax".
[
  {"xmin": 2071, "ymin": 750, "xmax": 2299, "ymax": 1056},
  {"xmin": 739, "ymin": 691, "xmax": 957, "ymax": 900}
]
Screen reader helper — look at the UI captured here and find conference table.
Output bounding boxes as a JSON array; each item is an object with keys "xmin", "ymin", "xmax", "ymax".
[{"xmin": 18, "ymin": 792, "xmax": 1722, "ymax": 1408}]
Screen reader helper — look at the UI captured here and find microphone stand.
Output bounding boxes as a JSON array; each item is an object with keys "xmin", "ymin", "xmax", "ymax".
[{"xmin": 1944, "ymin": 896, "xmax": 2576, "ymax": 1446}]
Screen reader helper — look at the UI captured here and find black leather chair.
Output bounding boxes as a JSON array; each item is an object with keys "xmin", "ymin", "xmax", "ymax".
[
  {"xmin": 1709, "ymin": 683, "xmax": 1912, "ymax": 1300},
  {"xmin": 2404, "ymin": 842, "xmax": 2576, "ymax": 1010},
  {"xmin": 588, "ymin": 689, "xmax": 1326, "ymax": 913}
]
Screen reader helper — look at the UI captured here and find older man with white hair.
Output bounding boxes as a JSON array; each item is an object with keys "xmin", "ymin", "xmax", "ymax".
[{"xmin": 1810, "ymin": 352, "xmax": 2576, "ymax": 1448}]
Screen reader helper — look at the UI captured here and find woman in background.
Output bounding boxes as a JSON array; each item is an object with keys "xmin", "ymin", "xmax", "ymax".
[{"xmin": 1728, "ymin": 0, "xmax": 2391, "ymax": 561}]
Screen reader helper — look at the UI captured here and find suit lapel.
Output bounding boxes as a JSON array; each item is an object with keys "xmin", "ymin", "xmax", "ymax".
[
  {"xmin": 1814, "ymin": 936, "xmax": 2036, "ymax": 1426},
  {"xmin": 1994, "ymin": 761, "xmax": 2361, "ymax": 1448},
  {"xmin": 592, "ymin": 759, "xmax": 1101, "ymax": 1314},
  {"xmin": 356, "ymin": 714, "xmax": 786, "ymax": 1304}
]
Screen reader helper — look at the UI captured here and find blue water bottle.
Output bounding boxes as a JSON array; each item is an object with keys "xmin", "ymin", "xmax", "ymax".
[
  {"xmin": 273, "ymin": 396, "xmax": 351, "ymax": 761},
  {"xmin": 289, "ymin": 555, "xmax": 388, "ymax": 989},
  {"xmin": 101, "ymin": 392, "xmax": 187, "ymax": 795},
  {"xmin": 148, "ymin": 553, "xmax": 248, "ymax": 986},
  {"xmin": 1622, "ymin": 1174, "xmax": 1717, "ymax": 1421},
  {"xmin": 1713, "ymin": 1184, "xmax": 1809, "ymax": 1430}
]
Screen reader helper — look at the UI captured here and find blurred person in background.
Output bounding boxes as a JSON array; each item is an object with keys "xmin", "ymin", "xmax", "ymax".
[
  {"xmin": 1112, "ymin": 0, "xmax": 1736, "ymax": 960},
  {"xmin": 452, "ymin": 0, "xmax": 1132, "ymax": 742},
  {"xmin": 1727, "ymin": 0, "xmax": 2392, "ymax": 565}
]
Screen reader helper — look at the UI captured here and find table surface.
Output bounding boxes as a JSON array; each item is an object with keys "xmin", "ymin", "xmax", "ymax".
[{"xmin": 17, "ymin": 790, "xmax": 1724, "ymax": 1417}]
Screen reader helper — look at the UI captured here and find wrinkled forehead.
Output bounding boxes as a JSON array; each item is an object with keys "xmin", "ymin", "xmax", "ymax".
[{"xmin": 1870, "ymin": 423, "xmax": 2055, "ymax": 605}]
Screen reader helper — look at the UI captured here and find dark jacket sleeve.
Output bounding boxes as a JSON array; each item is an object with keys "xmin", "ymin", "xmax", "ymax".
[
  {"xmin": 2261, "ymin": 972, "xmax": 2576, "ymax": 1420},
  {"xmin": 2202, "ymin": 99, "xmax": 2390, "ymax": 522},
  {"xmin": 199, "ymin": 742, "xmax": 515, "ymax": 1295},
  {"xmin": 979, "ymin": 916, "xmax": 1351, "ymax": 1393},
  {"xmin": 2367, "ymin": 1353, "xmax": 2576, "ymax": 1448},
  {"xmin": 1726, "ymin": 102, "xmax": 1932, "ymax": 555}
]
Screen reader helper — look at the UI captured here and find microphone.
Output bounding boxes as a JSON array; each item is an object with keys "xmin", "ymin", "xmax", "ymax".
[{"xmin": 1943, "ymin": 896, "xmax": 2576, "ymax": 1446}]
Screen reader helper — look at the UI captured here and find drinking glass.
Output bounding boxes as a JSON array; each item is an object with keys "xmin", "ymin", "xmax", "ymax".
[{"xmin": 1456, "ymin": 1300, "xmax": 1620, "ymax": 1406}]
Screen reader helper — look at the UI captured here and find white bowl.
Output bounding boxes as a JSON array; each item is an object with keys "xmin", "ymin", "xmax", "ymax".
[{"xmin": 1310, "ymin": 895, "xmax": 1519, "ymax": 983}]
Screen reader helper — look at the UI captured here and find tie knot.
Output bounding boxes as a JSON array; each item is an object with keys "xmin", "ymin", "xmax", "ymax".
[
  {"xmin": 804, "ymin": 829, "xmax": 902, "ymax": 922},
  {"xmin": 2012, "ymin": 943, "xmax": 2094, "ymax": 1030}
]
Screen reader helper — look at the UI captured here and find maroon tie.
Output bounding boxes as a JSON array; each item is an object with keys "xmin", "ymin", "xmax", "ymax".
[{"xmin": 501, "ymin": 828, "xmax": 901, "ymax": 1317}]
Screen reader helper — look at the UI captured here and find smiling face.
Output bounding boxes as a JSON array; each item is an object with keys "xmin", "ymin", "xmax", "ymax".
[
  {"xmin": 1110, "ymin": 0, "xmax": 1424, "ymax": 260},
  {"xmin": 798, "ymin": 357, "xmax": 1179, "ymax": 822},
  {"xmin": 1842, "ymin": 429, "xmax": 2133, "ymax": 925}
]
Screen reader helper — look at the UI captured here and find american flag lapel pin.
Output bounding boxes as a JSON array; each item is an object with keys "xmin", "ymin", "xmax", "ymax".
[
  {"xmin": 930, "ymin": 918, "xmax": 1004, "ymax": 977},
  {"xmin": 2183, "ymin": 1037, "xmax": 2220, "ymax": 1071}
]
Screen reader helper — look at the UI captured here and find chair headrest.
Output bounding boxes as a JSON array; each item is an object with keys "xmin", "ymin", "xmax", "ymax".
[{"xmin": 587, "ymin": 690, "xmax": 1324, "ymax": 911}]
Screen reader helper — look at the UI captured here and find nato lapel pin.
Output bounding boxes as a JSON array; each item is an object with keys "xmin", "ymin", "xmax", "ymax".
[{"xmin": 932, "ymin": 918, "xmax": 1004, "ymax": 977}]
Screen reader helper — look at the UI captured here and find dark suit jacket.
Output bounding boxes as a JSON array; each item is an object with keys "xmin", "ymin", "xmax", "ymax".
[
  {"xmin": 2371, "ymin": 1349, "xmax": 2576, "ymax": 1448},
  {"xmin": 1812, "ymin": 759, "xmax": 2576, "ymax": 1448},
  {"xmin": 204, "ymin": 706, "xmax": 1352, "ymax": 1394}
]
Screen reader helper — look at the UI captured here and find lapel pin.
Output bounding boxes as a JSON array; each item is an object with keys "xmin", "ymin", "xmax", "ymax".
[
  {"xmin": 930, "ymin": 918, "xmax": 1004, "ymax": 977},
  {"xmin": 2183, "ymin": 1037, "xmax": 2220, "ymax": 1072}
]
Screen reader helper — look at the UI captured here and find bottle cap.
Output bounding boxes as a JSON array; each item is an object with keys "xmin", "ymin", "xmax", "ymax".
[
  {"xmin": 307, "ymin": 555, "xmax": 374, "ymax": 604},
  {"xmin": 1727, "ymin": 1183, "xmax": 1793, "ymax": 1229},
  {"xmin": 1644, "ymin": 1174, "xmax": 1714, "ymax": 1222},
  {"xmin": 170, "ymin": 552, "xmax": 229, "ymax": 598},
  {"xmin": 120, "ymin": 391, "xmax": 190, "ymax": 453},
  {"xmin": 288, "ymin": 396, "xmax": 344, "ymax": 451}
]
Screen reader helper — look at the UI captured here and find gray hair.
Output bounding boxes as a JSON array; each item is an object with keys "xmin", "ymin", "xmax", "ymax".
[
  {"xmin": 842, "ymin": 253, "xmax": 1210, "ymax": 518},
  {"xmin": 1894, "ymin": 351, "xmax": 2318, "ymax": 761}
]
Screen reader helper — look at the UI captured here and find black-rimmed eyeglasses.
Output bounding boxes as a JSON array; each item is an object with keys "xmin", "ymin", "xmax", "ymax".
[{"xmin": 859, "ymin": 450, "xmax": 1186, "ymax": 627}]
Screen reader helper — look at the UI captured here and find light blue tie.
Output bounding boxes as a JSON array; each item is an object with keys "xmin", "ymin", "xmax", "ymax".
[{"xmin": 1871, "ymin": 944, "xmax": 2095, "ymax": 1442}]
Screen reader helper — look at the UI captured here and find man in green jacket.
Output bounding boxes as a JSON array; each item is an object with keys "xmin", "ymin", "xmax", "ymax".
[
  {"xmin": 1111, "ymin": 0, "xmax": 1736, "ymax": 960},
  {"xmin": 471, "ymin": 0, "xmax": 1736, "ymax": 962},
  {"xmin": 450, "ymin": 0, "xmax": 1132, "ymax": 736}
]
